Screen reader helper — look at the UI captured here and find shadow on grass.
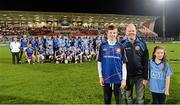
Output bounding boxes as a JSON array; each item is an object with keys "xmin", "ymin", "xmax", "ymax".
[
  {"xmin": 0, "ymin": 95, "xmax": 50, "ymax": 104},
  {"xmin": 128, "ymin": 98, "xmax": 178, "ymax": 104},
  {"xmin": 166, "ymin": 99, "xmax": 179, "ymax": 104},
  {"xmin": 128, "ymin": 98, "xmax": 151, "ymax": 104},
  {"xmin": 144, "ymin": 99, "xmax": 151, "ymax": 104}
]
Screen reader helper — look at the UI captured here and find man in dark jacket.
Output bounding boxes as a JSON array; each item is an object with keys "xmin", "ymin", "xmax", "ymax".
[{"xmin": 123, "ymin": 24, "xmax": 149, "ymax": 104}]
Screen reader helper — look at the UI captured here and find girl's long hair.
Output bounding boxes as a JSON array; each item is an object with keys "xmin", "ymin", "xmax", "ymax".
[{"xmin": 152, "ymin": 46, "xmax": 168, "ymax": 71}]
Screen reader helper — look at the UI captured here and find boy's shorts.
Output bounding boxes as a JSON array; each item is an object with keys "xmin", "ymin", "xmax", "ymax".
[{"xmin": 27, "ymin": 56, "xmax": 32, "ymax": 60}]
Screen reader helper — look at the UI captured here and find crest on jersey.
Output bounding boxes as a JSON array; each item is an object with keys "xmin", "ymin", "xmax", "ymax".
[
  {"xmin": 116, "ymin": 48, "xmax": 121, "ymax": 53},
  {"xmin": 135, "ymin": 45, "xmax": 140, "ymax": 51}
]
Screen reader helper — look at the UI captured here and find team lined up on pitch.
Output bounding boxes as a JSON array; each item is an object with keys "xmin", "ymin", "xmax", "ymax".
[{"xmin": 10, "ymin": 34, "xmax": 106, "ymax": 64}]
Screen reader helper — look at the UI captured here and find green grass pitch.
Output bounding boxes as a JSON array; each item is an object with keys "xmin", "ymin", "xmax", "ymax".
[{"xmin": 0, "ymin": 43, "xmax": 180, "ymax": 104}]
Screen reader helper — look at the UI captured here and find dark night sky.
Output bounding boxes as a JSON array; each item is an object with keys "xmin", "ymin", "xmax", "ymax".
[{"xmin": 0, "ymin": 0, "xmax": 180, "ymax": 36}]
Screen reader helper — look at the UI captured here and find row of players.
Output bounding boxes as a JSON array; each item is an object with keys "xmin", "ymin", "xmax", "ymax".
[
  {"xmin": 15, "ymin": 34, "xmax": 104, "ymax": 64},
  {"xmin": 24, "ymin": 42, "xmax": 96, "ymax": 64}
]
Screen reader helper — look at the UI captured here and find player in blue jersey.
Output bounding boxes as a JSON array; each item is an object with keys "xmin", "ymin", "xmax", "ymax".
[
  {"xmin": 75, "ymin": 47, "xmax": 83, "ymax": 64},
  {"xmin": 74, "ymin": 37, "xmax": 79, "ymax": 48},
  {"xmin": 25, "ymin": 44, "xmax": 35, "ymax": 64},
  {"xmin": 149, "ymin": 46, "xmax": 173, "ymax": 104},
  {"xmin": 46, "ymin": 44, "xmax": 54, "ymax": 63},
  {"xmin": 83, "ymin": 46, "xmax": 91, "ymax": 63},
  {"xmin": 55, "ymin": 47, "xmax": 63, "ymax": 64},
  {"xmin": 37, "ymin": 44, "xmax": 45, "ymax": 63},
  {"xmin": 53, "ymin": 35, "xmax": 59, "ymax": 53},
  {"xmin": 64, "ymin": 38, "xmax": 69, "ymax": 48},
  {"xmin": 29, "ymin": 36, "xmax": 36, "ymax": 50},
  {"xmin": 89, "ymin": 43, "xmax": 96, "ymax": 60},
  {"xmin": 64, "ymin": 47, "xmax": 72, "ymax": 64},
  {"xmin": 97, "ymin": 24, "xmax": 127, "ymax": 104},
  {"xmin": 37, "ymin": 36, "xmax": 44, "ymax": 49},
  {"xmin": 95, "ymin": 36, "xmax": 102, "ymax": 61},
  {"xmin": 29, "ymin": 36, "xmax": 37, "ymax": 57},
  {"xmin": 20, "ymin": 34, "xmax": 29, "ymax": 62},
  {"xmin": 42, "ymin": 35, "xmax": 47, "ymax": 49},
  {"xmin": 46, "ymin": 36, "xmax": 53, "ymax": 47}
]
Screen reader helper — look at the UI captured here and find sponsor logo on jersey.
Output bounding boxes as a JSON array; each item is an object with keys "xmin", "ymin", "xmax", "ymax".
[
  {"xmin": 135, "ymin": 45, "xmax": 140, "ymax": 51},
  {"xmin": 116, "ymin": 48, "xmax": 121, "ymax": 53}
]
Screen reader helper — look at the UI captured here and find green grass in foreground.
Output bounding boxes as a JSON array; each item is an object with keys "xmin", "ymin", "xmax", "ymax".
[{"xmin": 0, "ymin": 43, "xmax": 180, "ymax": 104}]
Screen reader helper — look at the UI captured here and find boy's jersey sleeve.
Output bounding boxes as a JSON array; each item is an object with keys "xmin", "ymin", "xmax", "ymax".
[
  {"xmin": 121, "ymin": 45, "xmax": 128, "ymax": 63},
  {"xmin": 97, "ymin": 44, "xmax": 102, "ymax": 62}
]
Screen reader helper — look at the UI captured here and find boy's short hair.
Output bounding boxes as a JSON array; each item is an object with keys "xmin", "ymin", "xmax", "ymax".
[{"xmin": 107, "ymin": 24, "xmax": 117, "ymax": 30}]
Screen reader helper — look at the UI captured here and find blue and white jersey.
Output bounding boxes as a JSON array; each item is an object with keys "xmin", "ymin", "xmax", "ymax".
[
  {"xmin": 38, "ymin": 47, "xmax": 45, "ymax": 55},
  {"xmin": 53, "ymin": 38, "xmax": 59, "ymax": 48},
  {"xmin": 83, "ymin": 38, "xmax": 89, "ymax": 46},
  {"xmin": 66, "ymin": 51, "xmax": 71, "ymax": 57},
  {"xmin": 26, "ymin": 47, "xmax": 34, "ymax": 57},
  {"xmin": 98, "ymin": 41, "xmax": 126, "ymax": 84},
  {"xmin": 78, "ymin": 44, "xmax": 84, "ymax": 52},
  {"xmin": 75, "ymin": 49, "xmax": 81, "ymax": 56},
  {"xmin": 62, "ymin": 47, "xmax": 67, "ymax": 52},
  {"xmin": 89, "ymin": 46, "xmax": 94, "ymax": 53},
  {"xmin": 29, "ymin": 39, "xmax": 36, "ymax": 50},
  {"xmin": 74, "ymin": 39, "xmax": 79, "ymax": 48},
  {"xmin": 96, "ymin": 38, "xmax": 101, "ymax": 45},
  {"xmin": 46, "ymin": 47, "xmax": 54, "ymax": 55},
  {"xmin": 46, "ymin": 39, "xmax": 53, "ymax": 47},
  {"xmin": 58, "ymin": 38, "xmax": 63, "ymax": 47},
  {"xmin": 70, "ymin": 46, "xmax": 76, "ymax": 53},
  {"xmin": 59, "ymin": 38, "xmax": 65, "ymax": 47},
  {"xmin": 55, "ymin": 50, "xmax": 61, "ymax": 57},
  {"xmin": 36, "ymin": 40, "xmax": 43, "ymax": 48},
  {"xmin": 64, "ymin": 39, "xmax": 69, "ymax": 47},
  {"xmin": 149, "ymin": 60, "xmax": 173, "ymax": 93},
  {"xmin": 102, "ymin": 37, "xmax": 107, "ymax": 43},
  {"xmin": 89, "ymin": 38, "xmax": 93, "ymax": 43},
  {"xmin": 20, "ymin": 38, "xmax": 28, "ymax": 49}
]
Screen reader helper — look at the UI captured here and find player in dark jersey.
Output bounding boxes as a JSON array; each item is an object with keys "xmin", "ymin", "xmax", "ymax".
[
  {"xmin": 37, "ymin": 44, "xmax": 45, "ymax": 63},
  {"xmin": 25, "ymin": 44, "xmax": 35, "ymax": 64},
  {"xmin": 20, "ymin": 34, "xmax": 28, "ymax": 63},
  {"xmin": 97, "ymin": 24, "xmax": 127, "ymax": 104}
]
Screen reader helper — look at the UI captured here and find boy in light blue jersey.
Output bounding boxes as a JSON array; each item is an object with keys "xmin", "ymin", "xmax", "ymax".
[
  {"xmin": 53, "ymin": 35, "xmax": 59, "ymax": 53},
  {"xmin": 46, "ymin": 36, "xmax": 53, "ymax": 47}
]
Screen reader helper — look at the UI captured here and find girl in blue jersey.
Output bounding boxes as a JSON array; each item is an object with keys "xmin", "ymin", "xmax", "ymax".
[{"xmin": 149, "ymin": 46, "xmax": 173, "ymax": 104}]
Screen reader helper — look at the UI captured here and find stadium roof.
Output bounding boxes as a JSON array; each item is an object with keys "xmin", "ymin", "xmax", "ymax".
[
  {"xmin": 0, "ymin": 0, "xmax": 180, "ymax": 36},
  {"xmin": 0, "ymin": 11, "xmax": 157, "ymax": 26}
]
